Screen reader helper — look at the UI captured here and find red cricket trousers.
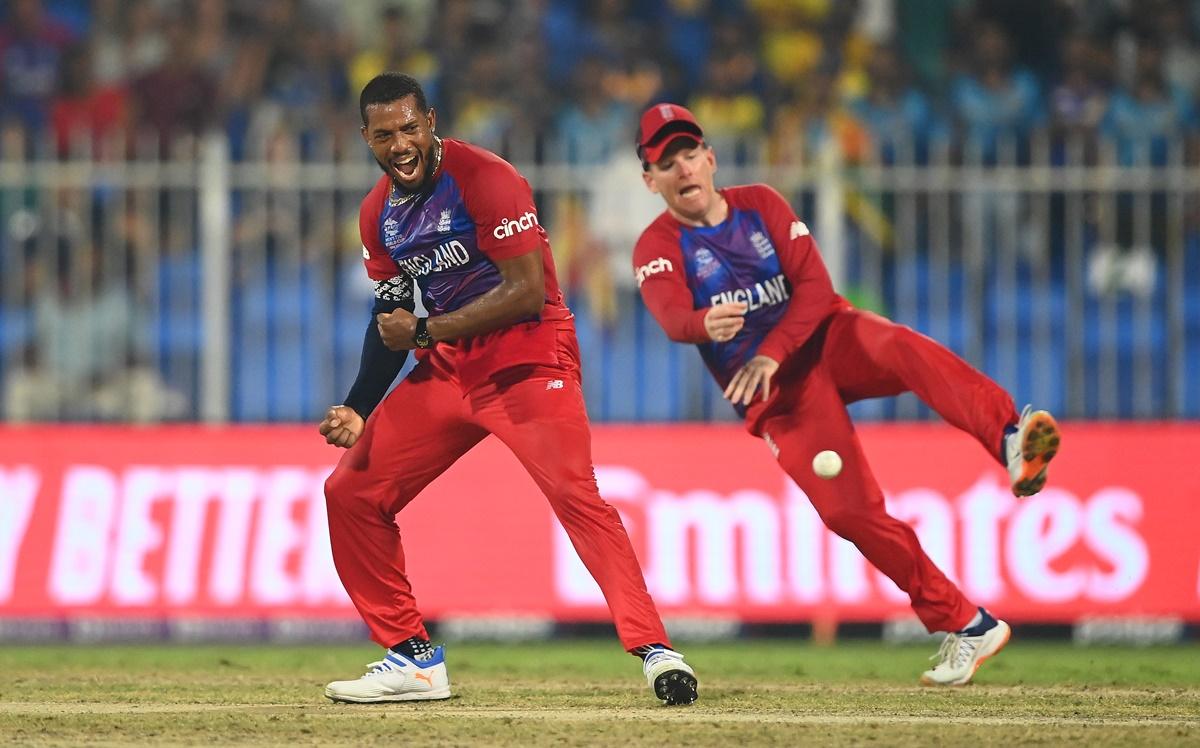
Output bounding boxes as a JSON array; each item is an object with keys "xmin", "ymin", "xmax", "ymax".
[
  {"xmin": 323, "ymin": 322, "xmax": 669, "ymax": 652},
  {"xmin": 755, "ymin": 308, "xmax": 1018, "ymax": 633}
]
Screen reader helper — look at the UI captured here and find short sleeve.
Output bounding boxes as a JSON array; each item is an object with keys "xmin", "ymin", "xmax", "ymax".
[
  {"xmin": 462, "ymin": 161, "xmax": 546, "ymax": 261},
  {"xmin": 741, "ymin": 184, "xmax": 842, "ymax": 364}
]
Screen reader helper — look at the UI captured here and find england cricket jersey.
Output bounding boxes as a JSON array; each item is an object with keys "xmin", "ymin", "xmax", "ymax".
[
  {"xmin": 634, "ymin": 184, "xmax": 847, "ymax": 403},
  {"xmin": 360, "ymin": 138, "xmax": 571, "ymax": 389}
]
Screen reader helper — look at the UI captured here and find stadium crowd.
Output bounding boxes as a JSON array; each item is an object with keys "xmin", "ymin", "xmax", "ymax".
[
  {"xmin": 3, "ymin": 0, "xmax": 1197, "ymax": 424},
  {"xmin": 2, "ymin": 0, "xmax": 1199, "ymax": 163}
]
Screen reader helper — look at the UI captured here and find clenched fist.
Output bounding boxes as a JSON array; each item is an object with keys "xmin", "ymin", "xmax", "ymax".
[
  {"xmin": 318, "ymin": 405, "xmax": 365, "ymax": 449},
  {"xmin": 376, "ymin": 307, "xmax": 418, "ymax": 350}
]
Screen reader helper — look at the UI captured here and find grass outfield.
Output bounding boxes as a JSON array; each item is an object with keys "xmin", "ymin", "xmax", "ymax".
[{"xmin": 1, "ymin": 641, "xmax": 1198, "ymax": 746}]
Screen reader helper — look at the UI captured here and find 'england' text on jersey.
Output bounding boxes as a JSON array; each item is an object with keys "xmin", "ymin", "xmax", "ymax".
[
  {"xmin": 395, "ymin": 240, "xmax": 472, "ymax": 277},
  {"xmin": 710, "ymin": 273, "xmax": 790, "ymax": 311}
]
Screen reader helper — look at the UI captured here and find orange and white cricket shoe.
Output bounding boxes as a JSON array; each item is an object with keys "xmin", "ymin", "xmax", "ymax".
[
  {"xmin": 324, "ymin": 646, "xmax": 450, "ymax": 702},
  {"xmin": 1006, "ymin": 405, "xmax": 1061, "ymax": 497},
  {"xmin": 920, "ymin": 609, "xmax": 1011, "ymax": 686}
]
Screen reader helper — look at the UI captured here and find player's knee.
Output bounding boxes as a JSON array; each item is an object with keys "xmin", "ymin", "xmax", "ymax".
[
  {"xmin": 324, "ymin": 466, "xmax": 359, "ymax": 508},
  {"xmin": 872, "ymin": 323, "xmax": 902, "ymax": 360},
  {"xmin": 857, "ymin": 314, "xmax": 914, "ymax": 363},
  {"xmin": 325, "ymin": 467, "xmax": 392, "ymax": 518}
]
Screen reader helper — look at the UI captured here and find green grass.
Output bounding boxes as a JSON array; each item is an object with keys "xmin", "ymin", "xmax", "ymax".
[{"xmin": 1, "ymin": 641, "xmax": 1198, "ymax": 746}]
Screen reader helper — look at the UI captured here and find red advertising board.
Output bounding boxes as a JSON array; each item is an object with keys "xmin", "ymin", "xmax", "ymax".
[{"xmin": 1, "ymin": 424, "xmax": 1197, "ymax": 623}]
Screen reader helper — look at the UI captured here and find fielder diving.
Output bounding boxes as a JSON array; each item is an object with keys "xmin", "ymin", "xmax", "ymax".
[{"xmin": 632, "ymin": 103, "xmax": 1061, "ymax": 686}]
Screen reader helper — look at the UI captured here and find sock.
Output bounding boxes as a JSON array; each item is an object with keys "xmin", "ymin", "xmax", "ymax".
[
  {"xmin": 390, "ymin": 636, "xmax": 435, "ymax": 662},
  {"xmin": 959, "ymin": 607, "xmax": 998, "ymax": 637},
  {"xmin": 632, "ymin": 643, "xmax": 669, "ymax": 660},
  {"xmin": 999, "ymin": 424, "xmax": 1019, "ymax": 463}
]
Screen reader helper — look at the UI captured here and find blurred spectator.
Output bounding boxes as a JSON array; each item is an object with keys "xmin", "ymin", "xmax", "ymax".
[
  {"xmin": 128, "ymin": 10, "xmax": 218, "ymax": 153},
  {"xmin": 50, "ymin": 40, "xmax": 128, "ymax": 158},
  {"xmin": 0, "ymin": 0, "xmax": 75, "ymax": 135},
  {"xmin": 690, "ymin": 17, "xmax": 769, "ymax": 164},
  {"xmin": 970, "ymin": 0, "xmax": 1074, "ymax": 80},
  {"xmin": 553, "ymin": 57, "xmax": 633, "ymax": 164},
  {"xmin": 749, "ymin": 0, "xmax": 827, "ymax": 93},
  {"xmin": 1, "ymin": 0, "xmax": 1197, "ymax": 163},
  {"xmin": 431, "ymin": 0, "xmax": 491, "ymax": 130},
  {"xmin": 1153, "ymin": 0, "xmax": 1200, "ymax": 95},
  {"xmin": 950, "ymin": 22, "xmax": 1044, "ymax": 157},
  {"xmin": 846, "ymin": 43, "xmax": 946, "ymax": 162},
  {"xmin": 689, "ymin": 47, "xmax": 767, "ymax": 139},
  {"xmin": 349, "ymin": 5, "xmax": 439, "ymax": 105},
  {"xmin": 894, "ymin": 0, "xmax": 955, "ymax": 88},
  {"xmin": 580, "ymin": 0, "xmax": 652, "ymax": 74},
  {"xmin": 549, "ymin": 54, "xmax": 636, "ymax": 323},
  {"xmin": 449, "ymin": 45, "xmax": 516, "ymax": 153},
  {"xmin": 1050, "ymin": 34, "xmax": 1111, "ymax": 142},
  {"xmin": 660, "ymin": 0, "xmax": 716, "ymax": 86},
  {"xmin": 87, "ymin": 0, "xmax": 125, "ymax": 85},
  {"xmin": 768, "ymin": 69, "xmax": 844, "ymax": 165},
  {"xmin": 192, "ymin": 0, "xmax": 233, "ymax": 77},
  {"xmin": 262, "ymin": 23, "xmax": 350, "ymax": 153},
  {"xmin": 610, "ymin": 54, "xmax": 676, "ymax": 111},
  {"xmin": 3, "ymin": 189, "xmax": 184, "ymax": 422},
  {"xmin": 4, "ymin": 0, "xmax": 1200, "ymax": 425},
  {"xmin": 505, "ymin": 15, "xmax": 556, "ymax": 147},
  {"xmin": 89, "ymin": 0, "xmax": 167, "ymax": 84},
  {"xmin": 1101, "ymin": 40, "xmax": 1197, "ymax": 165},
  {"xmin": 540, "ymin": 0, "xmax": 586, "ymax": 86}
]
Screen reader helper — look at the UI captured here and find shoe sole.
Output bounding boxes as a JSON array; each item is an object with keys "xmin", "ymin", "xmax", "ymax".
[
  {"xmin": 654, "ymin": 668, "xmax": 699, "ymax": 705},
  {"xmin": 919, "ymin": 621, "xmax": 1012, "ymax": 687},
  {"xmin": 324, "ymin": 686, "xmax": 451, "ymax": 703},
  {"xmin": 1013, "ymin": 411, "xmax": 1060, "ymax": 497}
]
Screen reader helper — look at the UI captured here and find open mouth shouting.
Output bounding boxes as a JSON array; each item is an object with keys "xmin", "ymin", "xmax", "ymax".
[{"xmin": 391, "ymin": 150, "xmax": 424, "ymax": 188}]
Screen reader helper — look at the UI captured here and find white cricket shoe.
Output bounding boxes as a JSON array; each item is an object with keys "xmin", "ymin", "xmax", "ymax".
[
  {"xmin": 640, "ymin": 646, "xmax": 699, "ymax": 705},
  {"xmin": 920, "ymin": 616, "xmax": 1011, "ymax": 686},
  {"xmin": 1006, "ymin": 405, "xmax": 1061, "ymax": 497},
  {"xmin": 324, "ymin": 646, "xmax": 451, "ymax": 703}
]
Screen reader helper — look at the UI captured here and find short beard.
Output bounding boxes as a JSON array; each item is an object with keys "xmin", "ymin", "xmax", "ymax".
[{"xmin": 374, "ymin": 142, "xmax": 435, "ymax": 194}]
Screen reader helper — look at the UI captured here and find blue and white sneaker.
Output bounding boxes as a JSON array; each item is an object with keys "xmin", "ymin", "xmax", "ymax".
[
  {"xmin": 324, "ymin": 646, "xmax": 451, "ymax": 702},
  {"xmin": 638, "ymin": 645, "xmax": 699, "ymax": 705},
  {"xmin": 920, "ymin": 609, "xmax": 1011, "ymax": 686}
]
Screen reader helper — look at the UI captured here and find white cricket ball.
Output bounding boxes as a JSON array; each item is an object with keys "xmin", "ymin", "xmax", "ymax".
[{"xmin": 812, "ymin": 450, "xmax": 843, "ymax": 479}]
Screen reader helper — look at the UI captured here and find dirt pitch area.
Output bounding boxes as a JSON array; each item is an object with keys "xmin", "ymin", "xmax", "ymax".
[{"xmin": 1, "ymin": 641, "xmax": 1197, "ymax": 745}]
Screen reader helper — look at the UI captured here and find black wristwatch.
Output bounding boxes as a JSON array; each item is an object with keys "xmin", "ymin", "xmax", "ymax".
[{"xmin": 412, "ymin": 317, "xmax": 434, "ymax": 349}]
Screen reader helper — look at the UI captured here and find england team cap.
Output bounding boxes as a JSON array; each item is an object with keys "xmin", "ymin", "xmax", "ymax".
[{"xmin": 636, "ymin": 103, "xmax": 705, "ymax": 167}]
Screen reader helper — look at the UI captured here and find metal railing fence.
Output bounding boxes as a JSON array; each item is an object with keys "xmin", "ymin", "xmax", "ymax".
[{"xmin": 1, "ymin": 131, "xmax": 1196, "ymax": 423}]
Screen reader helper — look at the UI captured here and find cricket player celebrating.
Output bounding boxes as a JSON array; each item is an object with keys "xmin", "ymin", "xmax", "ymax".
[
  {"xmin": 632, "ymin": 103, "xmax": 1062, "ymax": 685},
  {"xmin": 317, "ymin": 75, "xmax": 698, "ymax": 705}
]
